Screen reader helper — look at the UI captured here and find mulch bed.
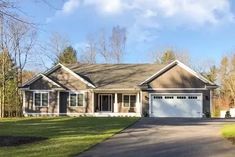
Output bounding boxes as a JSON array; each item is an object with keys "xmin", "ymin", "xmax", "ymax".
[
  {"xmin": 0, "ymin": 136, "xmax": 48, "ymax": 147},
  {"xmin": 227, "ymin": 137, "xmax": 235, "ymax": 144}
]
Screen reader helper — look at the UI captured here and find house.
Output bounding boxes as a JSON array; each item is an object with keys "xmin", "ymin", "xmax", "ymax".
[{"xmin": 20, "ymin": 60, "xmax": 217, "ymax": 117}]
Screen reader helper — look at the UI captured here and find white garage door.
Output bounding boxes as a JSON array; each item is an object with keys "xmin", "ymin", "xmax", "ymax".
[{"xmin": 150, "ymin": 93, "xmax": 202, "ymax": 117}]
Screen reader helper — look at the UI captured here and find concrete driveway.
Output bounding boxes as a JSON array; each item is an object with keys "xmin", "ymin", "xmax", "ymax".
[{"xmin": 78, "ymin": 118, "xmax": 235, "ymax": 157}]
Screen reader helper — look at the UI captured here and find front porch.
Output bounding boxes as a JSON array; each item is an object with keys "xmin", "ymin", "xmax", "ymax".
[{"xmin": 92, "ymin": 90, "xmax": 142, "ymax": 116}]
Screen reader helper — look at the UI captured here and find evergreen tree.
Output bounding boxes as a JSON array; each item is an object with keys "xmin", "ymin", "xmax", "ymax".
[
  {"xmin": 56, "ymin": 46, "xmax": 78, "ymax": 64},
  {"xmin": 0, "ymin": 50, "xmax": 19, "ymax": 117}
]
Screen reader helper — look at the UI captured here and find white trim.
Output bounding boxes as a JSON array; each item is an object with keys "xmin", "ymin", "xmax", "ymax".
[
  {"xmin": 57, "ymin": 91, "xmax": 60, "ymax": 115},
  {"xmin": 140, "ymin": 91, "xmax": 143, "ymax": 115},
  {"xmin": 22, "ymin": 74, "xmax": 62, "ymax": 88},
  {"xmin": 33, "ymin": 91, "xmax": 50, "ymax": 107},
  {"xmin": 149, "ymin": 92, "xmax": 203, "ymax": 117},
  {"xmin": 94, "ymin": 88, "xmax": 140, "ymax": 91},
  {"xmin": 68, "ymin": 91, "xmax": 85, "ymax": 107},
  {"xmin": 210, "ymin": 90, "xmax": 213, "ymax": 114},
  {"xmin": 20, "ymin": 87, "xmax": 30, "ymax": 90},
  {"xmin": 58, "ymin": 63, "xmax": 96, "ymax": 88},
  {"xmin": 21, "ymin": 63, "xmax": 95, "ymax": 88},
  {"xmin": 98, "ymin": 94, "xmax": 113, "ymax": 112},
  {"xmin": 146, "ymin": 88, "xmax": 207, "ymax": 91},
  {"xmin": 136, "ymin": 92, "xmax": 140, "ymax": 113},
  {"xmin": 22, "ymin": 91, "xmax": 26, "ymax": 114},
  {"xmin": 114, "ymin": 93, "xmax": 118, "ymax": 113},
  {"xmin": 44, "ymin": 64, "xmax": 61, "ymax": 75},
  {"xmin": 91, "ymin": 92, "xmax": 94, "ymax": 113},
  {"xmin": 122, "ymin": 94, "xmax": 137, "ymax": 108},
  {"xmin": 140, "ymin": 60, "xmax": 215, "ymax": 85},
  {"xmin": 23, "ymin": 112, "xmax": 141, "ymax": 117},
  {"xmin": 40, "ymin": 74, "xmax": 62, "ymax": 87},
  {"xmin": 140, "ymin": 60, "xmax": 177, "ymax": 85},
  {"xmin": 28, "ymin": 90, "xmax": 54, "ymax": 92}
]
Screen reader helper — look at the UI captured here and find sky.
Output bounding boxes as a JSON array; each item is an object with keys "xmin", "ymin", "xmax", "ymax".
[{"xmin": 19, "ymin": 0, "xmax": 235, "ymax": 70}]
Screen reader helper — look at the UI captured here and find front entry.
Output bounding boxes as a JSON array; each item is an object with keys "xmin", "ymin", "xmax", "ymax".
[
  {"xmin": 59, "ymin": 92, "xmax": 69, "ymax": 114},
  {"xmin": 99, "ymin": 94, "xmax": 113, "ymax": 112}
]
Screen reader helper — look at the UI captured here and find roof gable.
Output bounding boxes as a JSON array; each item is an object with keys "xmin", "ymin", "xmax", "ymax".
[
  {"xmin": 148, "ymin": 64, "xmax": 206, "ymax": 88},
  {"xmin": 21, "ymin": 63, "xmax": 95, "ymax": 89},
  {"xmin": 140, "ymin": 60, "xmax": 215, "ymax": 86}
]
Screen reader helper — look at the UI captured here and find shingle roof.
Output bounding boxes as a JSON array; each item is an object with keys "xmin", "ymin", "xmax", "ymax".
[{"xmin": 66, "ymin": 63, "xmax": 166, "ymax": 89}]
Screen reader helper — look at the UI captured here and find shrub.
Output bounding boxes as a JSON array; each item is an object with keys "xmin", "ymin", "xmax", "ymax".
[{"xmin": 225, "ymin": 111, "xmax": 231, "ymax": 119}]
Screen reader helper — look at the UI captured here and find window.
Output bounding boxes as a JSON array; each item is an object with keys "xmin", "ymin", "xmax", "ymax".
[
  {"xmin": 34, "ymin": 92, "xmax": 49, "ymax": 107},
  {"xmin": 70, "ymin": 94, "xmax": 77, "ymax": 106},
  {"xmin": 165, "ymin": 96, "xmax": 174, "ymax": 99},
  {"xmin": 154, "ymin": 96, "xmax": 162, "ymax": 99},
  {"xmin": 123, "ymin": 95, "xmax": 136, "ymax": 107},
  {"xmin": 177, "ymin": 96, "xmax": 186, "ymax": 99},
  {"xmin": 188, "ymin": 96, "xmax": 198, "ymax": 99},
  {"xmin": 69, "ymin": 93, "xmax": 84, "ymax": 107}
]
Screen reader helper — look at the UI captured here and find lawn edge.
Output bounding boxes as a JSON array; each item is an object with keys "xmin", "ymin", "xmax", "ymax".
[{"xmin": 74, "ymin": 117, "xmax": 141, "ymax": 157}]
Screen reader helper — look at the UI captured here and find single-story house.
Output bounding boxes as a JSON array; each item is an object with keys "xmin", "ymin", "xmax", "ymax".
[{"xmin": 20, "ymin": 60, "xmax": 217, "ymax": 117}]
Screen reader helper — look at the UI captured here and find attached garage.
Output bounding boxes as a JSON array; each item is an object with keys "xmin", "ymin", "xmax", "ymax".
[{"xmin": 150, "ymin": 93, "xmax": 203, "ymax": 117}]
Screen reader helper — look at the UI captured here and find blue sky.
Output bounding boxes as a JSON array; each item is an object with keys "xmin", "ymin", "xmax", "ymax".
[{"xmin": 19, "ymin": 0, "xmax": 235, "ymax": 69}]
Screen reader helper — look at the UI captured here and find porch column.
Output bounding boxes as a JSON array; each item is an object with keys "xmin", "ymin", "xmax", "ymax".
[
  {"xmin": 22, "ymin": 90, "xmax": 26, "ymax": 115},
  {"xmin": 114, "ymin": 93, "xmax": 118, "ymax": 113},
  {"xmin": 92, "ymin": 92, "xmax": 95, "ymax": 113},
  {"xmin": 57, "ymin": 91, "xmax": 60, "ymax": 116},
  {"xmin": 136, "ymin": 92, "xmax": 141, "ymax": 114}
]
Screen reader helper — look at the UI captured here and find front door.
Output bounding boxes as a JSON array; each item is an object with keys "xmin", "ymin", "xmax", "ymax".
[
  {"xmin": 100, "ymin": 94, "xmax": 112, "ymax": 112},
  {"xmin": 59, "ymin": 92, "xmax": 68, "ymax": 114}
]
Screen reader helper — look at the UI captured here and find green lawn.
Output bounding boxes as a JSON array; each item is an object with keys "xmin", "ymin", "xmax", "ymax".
[
  {"xmin": 0, "ymin": 117, "xmax": 139, "ymax": 157},
  {"xmin": 222, "ymin": 124, "xmax": 235, "ymax": 138}
]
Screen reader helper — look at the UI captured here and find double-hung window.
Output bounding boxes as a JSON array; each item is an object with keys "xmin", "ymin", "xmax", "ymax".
[
  {"xmin": 69, "ymin": 93, "xmax": 84, "ymax": 107},
  {"xmin": 123, "ymin": 95, "xmax": 136, "ymax": 107},
  {"xmin": 34, "ymin": 92, "xmax": 49, "ymax": 107}
]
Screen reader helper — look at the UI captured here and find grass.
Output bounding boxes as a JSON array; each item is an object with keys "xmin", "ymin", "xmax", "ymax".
[
  {"xmin": 0, "ymin": 117, "xmax": 139, "ymax": 157},
  {"xmin": 222, "ymin": 124, "xmax": 235, "ymax": 138}
]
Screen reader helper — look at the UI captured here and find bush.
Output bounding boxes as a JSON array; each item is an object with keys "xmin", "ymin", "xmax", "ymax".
[
  {"xmin": 225, "ymin": 111, "xmax": 231, "ymax": 119},
  {"xmin": 204, "ymin": 112, "xmax": 211, "ymax": 118},
  {"xmin": 143, "ymin": 111, "xmax": 149, "ymax": 117}
]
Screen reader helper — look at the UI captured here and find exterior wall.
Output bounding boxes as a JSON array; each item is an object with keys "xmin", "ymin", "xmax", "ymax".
[
  {"xmin": 24, "ymin": 91, "xmax": 58, "ymax": 114},
  {"xmin": 141, "ymin": 91, "xmax": 149, "ymax": 116},
  {"xmin": 149, "ymin": 65, "xmax": 205, "ymax": 88},
  {"xmin": 24, "ymin": 90, "xmax": 93, "ymax": 115},
  {"xmin": 48, "ymin": 67, "xmax": 88, "ymax": 90},
  {"xmin": 30, "ymin": 78, "xmax": 58, "ymax": 90},
  {"xmin": 142, "ymin": 90, "xmax": 211, "ymax": 116},
  {"xmin": 67, "ymin": 91, "xmax": 93, "ymax": 114}
]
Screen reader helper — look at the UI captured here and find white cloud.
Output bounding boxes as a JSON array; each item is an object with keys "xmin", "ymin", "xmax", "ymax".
[
  {"xmin": 48, "ymin": 0, "xmax": 234, "ymax": 43},
  {"xmin": 61, "ymin": 0, "xmax": 80, "ymax": 15},
  {"xmin": 57, "ymin": 0, "xmax": 234, "ymax": 25},
  {"xmin": 83, "ymin": 0, "xmax": 123, "ymax": 15}
]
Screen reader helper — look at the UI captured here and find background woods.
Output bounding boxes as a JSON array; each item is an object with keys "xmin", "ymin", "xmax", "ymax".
[{"xmin": 0, "ymin": 0, "xmax": 36, "ymax": 117}]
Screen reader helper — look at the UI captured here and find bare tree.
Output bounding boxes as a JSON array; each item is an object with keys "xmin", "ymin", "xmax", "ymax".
[
  {"xmin": 98, "ymin": 30, "xmax": 110, "ymax": 63},
  {"xmin": 44, "ymin": 32, "xmax": 70, "ymax": 64},
  {"xmin": 110, "ymin": 26, "xmax": 126, "ymax": 63},
  {"xmin": 0, "ymin": 0, "xmax": 37, "ymax": 117},
  {"xmin": 7, "ymin": 20, "xmax": 37, "ymax": 85},
  {"xmin": 80, "ymin": 36, "xmax": 97, "ymax": 64}
]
